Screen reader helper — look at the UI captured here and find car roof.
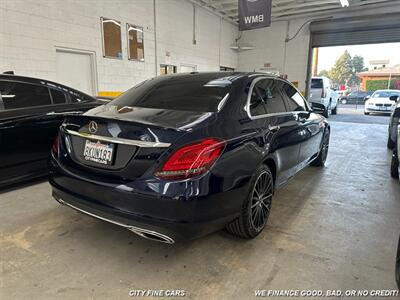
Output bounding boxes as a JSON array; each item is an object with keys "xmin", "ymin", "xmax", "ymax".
[{"xmin": 155, "ymin": 71, "xmax": 281, "ymax": 81}]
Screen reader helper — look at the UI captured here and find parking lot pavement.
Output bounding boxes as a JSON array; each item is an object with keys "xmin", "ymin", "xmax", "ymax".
[
  {"xmin": 331, "ymin": 104, "xmax": 391, "ymax": 125},
  {"xmin": 1, "ymin": 122, "xmax": 400, "ymax": 300}
]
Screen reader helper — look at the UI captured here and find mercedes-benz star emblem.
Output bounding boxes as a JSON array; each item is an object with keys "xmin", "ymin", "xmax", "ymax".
[{"xmin": 88, "ymin": 121, "xmax": 98, "ymax": 134}]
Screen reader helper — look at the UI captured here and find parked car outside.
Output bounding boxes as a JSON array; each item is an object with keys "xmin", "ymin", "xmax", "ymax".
[
  {"xmin": 388, "ymin": 95, "xmax": 400, "ymax": 149},
  {"xmin": 49, "ymin": 72, "xmax": 330, "ymax": 243},
  {"xmin": 340, "ymin": 91, "xmax": 373, "ymax": 105},
  {"xmin": 0, "ymin": 74, "xmax": 103, "ymax": 188},
  {"xmin": 309, "ymin": 76, "xmax": 339, "ymax": 118},
  {"xmin": 364, "ymin": 89, "xmax": 400, "ymax": 115}
]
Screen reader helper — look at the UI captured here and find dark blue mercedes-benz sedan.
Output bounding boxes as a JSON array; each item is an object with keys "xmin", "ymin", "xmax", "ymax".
[{"xmin": 49, "ymin": 72, "xmax": 330, "ymax": 243}]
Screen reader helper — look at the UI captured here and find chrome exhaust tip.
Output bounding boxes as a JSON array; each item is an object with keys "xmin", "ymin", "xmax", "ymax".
[
  {"xmin": 54, "ymin": 195, "xmax": 175, "ymax": 244},
  {"xmin": 128, "ymin": 227, "xmax": 175, "ymax": 244}
]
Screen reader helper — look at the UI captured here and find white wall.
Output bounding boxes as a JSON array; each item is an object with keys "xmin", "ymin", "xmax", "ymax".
[
  {"xmin": 237, "ymin": 5, "xmax": 400, "ymax": 94},
  {"xmin": 237, "ymin": 19, "xmax": 310, "ymax": 93},
  {"xmin": 0, "ymin": 0, "xmax": 238, "ymax": 95}
]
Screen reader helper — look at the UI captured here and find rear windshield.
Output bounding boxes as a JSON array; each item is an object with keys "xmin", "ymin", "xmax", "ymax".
[
  {"xmin": 311, "ymin": 79, "xmax": 323, "ymax": 89},
  {"xmin": 110, "ymin": 76, "xmax": 232, "ymax": 112}
]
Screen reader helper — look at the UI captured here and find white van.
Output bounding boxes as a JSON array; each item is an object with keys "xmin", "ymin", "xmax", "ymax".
[{"xmin": 310, "ymin": 76, "xmax": 339, "ymax": 117}]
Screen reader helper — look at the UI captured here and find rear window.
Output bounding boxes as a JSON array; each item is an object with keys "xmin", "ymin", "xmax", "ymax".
[
  {"xmin": 50, "ymin": 89, "xmax": 67, "ymax": 104},
  {"xmin": 110, "ymin": 76, "xmax": 232, "ymax": 112},
  {"xmin": 311, "ymin": 79, "xmax": 323, "ymax": 89},
  {"xmin": 0, "ymin": 81, "xmax": 51, "ymax": 110}
]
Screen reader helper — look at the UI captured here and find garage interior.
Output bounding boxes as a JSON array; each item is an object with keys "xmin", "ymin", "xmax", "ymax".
[{"xmin": 1, "ymin": 0, "xmax": 400, "ymax": 299}]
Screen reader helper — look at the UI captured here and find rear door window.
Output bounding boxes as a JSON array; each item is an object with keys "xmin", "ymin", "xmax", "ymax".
[
  {"xmin": 50, "ymin": 89, "xmax": 67, "ymax": 104},
  {"xmin": 0, "ymin": 81, "xmax": 51, "ymax": 110},
  {"xmin": 281, "ymin": 83, "xmax": 307, "ymax": 112},
  {"xmin": 256, "ymin": 79, "xmax": 287, "ymax": 114},
  {"xmin": 110, "ymin": 76, "xmax": 231, "ymax": 112},
  {"xmin": 249, "ymin": 80, "xmax": 268, "ymax": 116},
  {"xmin": 311, "ymin": 79, "xmax": 323, "ymax": 89}
]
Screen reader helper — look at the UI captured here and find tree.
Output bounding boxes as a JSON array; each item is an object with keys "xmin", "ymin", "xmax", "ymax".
[
  {"xmin": 326, "ymin": 51, "xmax": 367, "ymax": 88},
  {"xmin": 330, "ymin": 50, "xmax": 353, "ymax": 86},
  {"xmin": 318, "ymin": 70, "xmax": 331, "ymax": 78},
  {"xmin": 350, "ymin": 55, "xmax": 367, "ymax": 86}
]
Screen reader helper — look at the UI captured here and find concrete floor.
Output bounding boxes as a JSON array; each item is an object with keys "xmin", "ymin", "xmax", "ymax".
[{"xmin": 1, "ymin": 116, "xmax": 400, "ymax": 299}]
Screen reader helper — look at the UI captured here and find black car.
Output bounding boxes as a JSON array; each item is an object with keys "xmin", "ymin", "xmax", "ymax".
[
  {"xmin": 389, "ymin": 95, "xmax": 400, "ymax": 179},
  {"xmin": 388, "ymin": 96, "xmax": 400, "ymax": 149},
  {"xmin": 0, "ymin": 74, "xmax": 102, "ymax": 187},
  {"xmin": 340, "ymin": 91, "xmax": 373, "ymax": 104},
  {"xmin": 49, "ymin": 72, "xmax": 330, "ymax": 243}
]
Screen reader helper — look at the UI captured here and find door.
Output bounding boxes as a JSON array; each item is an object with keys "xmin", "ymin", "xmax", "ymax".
[
  {"xmin": 56, "ymin": 50, "xmax": 95, "ymax": 95},
  {"xmin": 0, "ymin": 81, "xmax": 64, "ymax": 183},
  {"xmin": 180, "ymin": 64, "xmax": 196, "ymax": 73},
  {"xmin": 281, "ymin": 82, "xmax": 324, "ymax": 166},
  {"xmin": 248, "ymin": 78, "xmax": 302, "ymax": 186}
]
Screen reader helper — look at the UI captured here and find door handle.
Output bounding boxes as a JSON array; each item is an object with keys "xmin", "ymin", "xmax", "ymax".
[{"xmin": 268, "ymin": 125, "xmax": 280, "ymax": 133}]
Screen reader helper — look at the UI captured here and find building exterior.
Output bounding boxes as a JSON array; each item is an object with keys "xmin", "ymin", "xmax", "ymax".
[{"xmin": 357, "ymin": 65, "xmax": 400, "ymax": 91}]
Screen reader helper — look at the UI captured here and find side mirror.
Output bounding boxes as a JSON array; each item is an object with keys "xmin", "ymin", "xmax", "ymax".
[
  {"xmin": 310, "ymin": 102, "xmax": 326, "ymax": 115},
  {"xmin": 365, "ymin": 95, "xmax": 371, "ymax": 100},
  {"xmin": 390, "ymin": 95, "xmax": 399, "ymax": 101}
]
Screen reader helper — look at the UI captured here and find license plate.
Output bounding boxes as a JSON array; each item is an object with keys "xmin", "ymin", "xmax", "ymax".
[{"xmin": 83, "ymin": 140, "xmax": 114, "ymax": 165}]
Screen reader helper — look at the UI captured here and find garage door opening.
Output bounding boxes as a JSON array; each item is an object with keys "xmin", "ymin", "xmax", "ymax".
[
  {"xmin": 309, "ymin": 42, "xmax": 400, "ymax": 124},
  {"xmin": 306, "ymin": 13, "xmax": 400, "ymax": 123}
]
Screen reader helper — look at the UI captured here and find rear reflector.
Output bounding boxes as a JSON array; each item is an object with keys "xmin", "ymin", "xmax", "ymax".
[
  {"xmin": 155, "ymin": 138, "xmax": 225, "ymax": 180},
  {"xmin": 52, "ymin": 134, "xmax": 59, "ymax": 154}
]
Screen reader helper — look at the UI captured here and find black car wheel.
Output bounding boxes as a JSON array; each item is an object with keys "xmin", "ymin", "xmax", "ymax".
[
  {"xmin": 323, "ymin": 107, "xmax": 330, "ymax": 118},
  {"xmin": 311, "ymin": 128, "xmax": 330, "ymax": 167},
  {"xmin": 387, "ymin": 137, "xmax": 395, "ymax": 149},
  {"xmin": 391, "ymin": 151, "xmax": 399, "ymax": 179},
  {"xmin": 331, "ymin": 105, "xmax": 337, "ymax": 115},
  {"xmin": 226, "ymin": 165, "xmax": 273, "ymax": 239}
]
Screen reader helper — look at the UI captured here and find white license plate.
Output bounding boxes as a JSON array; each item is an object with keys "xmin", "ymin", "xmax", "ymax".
[{"xmin": 83, "ymin": 140, "xmax": 114, "ymax": 165}]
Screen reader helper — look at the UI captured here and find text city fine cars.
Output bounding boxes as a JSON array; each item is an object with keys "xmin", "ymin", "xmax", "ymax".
[{"xmin": 49, "ymin": 72, "xmax": 330, "ymax": 243}]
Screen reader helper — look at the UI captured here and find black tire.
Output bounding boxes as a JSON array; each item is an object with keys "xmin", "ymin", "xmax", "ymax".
[
  {"xmin": 311, "ymin": 128, "xmax": 330, "ymax": 167},
  {"xmin": 391, "ymin": 151, "xmax": 399, "ymax": 179},
  {"xmin": 226, "ymin": 165, "xmax": 273, "ymax": 239},
  {"xmin": 323, "ymin": 108, "xmax": 329, "ymax": 118},
  {"xmin": 331, "ymin": 105, "xmax": 337, "ymax": 115},
  {"xmin": 387, "ymin": 137, "xmax": 395, "ymax": 149},
  {"xmin": 364, "ymin": 112, "xmax": 370, "ymax": 115}
]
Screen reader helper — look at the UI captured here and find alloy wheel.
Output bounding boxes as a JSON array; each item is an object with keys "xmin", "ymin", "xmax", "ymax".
[
  {"xmin": 250, "ymin": 171, "xmax": 273, "ymax": 231},
  {"xmin": 320, "ymin": 132, "xmax": 330, "ymax": 164}
]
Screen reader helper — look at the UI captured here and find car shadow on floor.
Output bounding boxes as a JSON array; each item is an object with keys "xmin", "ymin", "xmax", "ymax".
[{"xmin": 0, "ymin": 176, "xmax": 48, "ymax": 195}]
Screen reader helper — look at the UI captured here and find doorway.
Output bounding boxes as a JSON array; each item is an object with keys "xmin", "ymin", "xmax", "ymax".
[{"xmin": 55, "ymin": 48, "xmax": 97, "ymax": 95}]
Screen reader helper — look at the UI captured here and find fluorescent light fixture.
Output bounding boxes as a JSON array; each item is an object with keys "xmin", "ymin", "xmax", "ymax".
[{"xmin": 340, "ymin": 0, "xmax": 349, "ymax": 7}]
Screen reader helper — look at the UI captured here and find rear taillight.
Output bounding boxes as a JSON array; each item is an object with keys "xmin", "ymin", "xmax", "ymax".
[
  {"xmin": 155, "ymin": 138, "xmax": 225, "ymax": 180},
  {"xmin": 321, "ymin": 89, "xmax": 326, "ymax": 98},
  {"xmin": 52, "ymin": 134, "xmax": 59, "ymax": 154}
]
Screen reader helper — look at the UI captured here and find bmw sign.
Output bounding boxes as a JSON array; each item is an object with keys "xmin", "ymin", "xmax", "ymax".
[{"xmin": 239, "ymin": 0, "xmax": 272, "ymax": 31}]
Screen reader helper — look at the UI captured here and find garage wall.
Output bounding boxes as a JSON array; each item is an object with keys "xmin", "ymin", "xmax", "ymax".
[
  {"xmin": 237, "ymin": 19, "xmax": 311, "ymax": 94},
  {"xmin": 237, "ymin": 6, "xmax": 400, "ymax": 95},
  {"xmin": 0, "ymin": 0, "xmax": 238, "ymax": 95}
]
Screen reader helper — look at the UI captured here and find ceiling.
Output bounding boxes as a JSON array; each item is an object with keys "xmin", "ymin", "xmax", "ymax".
[{"xmin": 188, "ymin": 0, "xmax": 399, "ymax": 23}]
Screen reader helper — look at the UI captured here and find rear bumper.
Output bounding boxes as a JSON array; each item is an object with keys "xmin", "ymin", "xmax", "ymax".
[{"xmin": 49, "ymin": 158, "xmax": 249, "ymax": 242}]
